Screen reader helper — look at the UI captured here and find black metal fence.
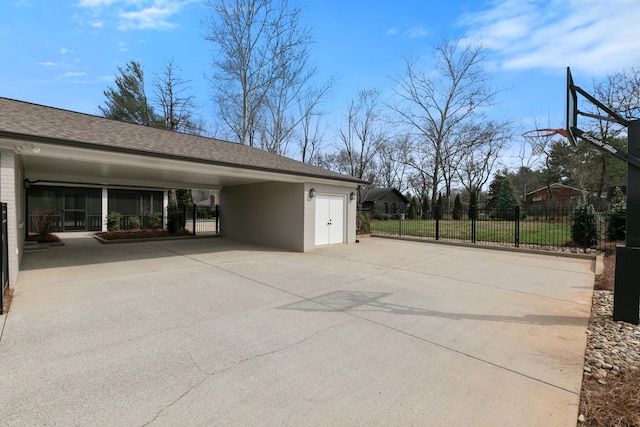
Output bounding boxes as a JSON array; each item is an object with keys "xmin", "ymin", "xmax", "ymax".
[
  {"xmin": 168, "ymin": 204, "xmax": 220, "ymax": 236},
  {"xmin": 1, "ymin": 203, "xmax": 9, "ymax": 314},
  {"xmin": 363, "ymin": 200, "xmax": 623, "ymax": 254}
]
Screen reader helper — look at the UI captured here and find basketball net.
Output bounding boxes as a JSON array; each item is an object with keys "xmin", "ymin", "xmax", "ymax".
[{"xmin": 521, "ymin": 128, "xmax": 567, "ymax": 155}]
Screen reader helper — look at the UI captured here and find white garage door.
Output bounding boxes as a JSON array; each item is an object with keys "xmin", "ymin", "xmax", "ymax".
[{"xmin": 315, "ymin": 195, "xmax": 345, "ymax": 246}]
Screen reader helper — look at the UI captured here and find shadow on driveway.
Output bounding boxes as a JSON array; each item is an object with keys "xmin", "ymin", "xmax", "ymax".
[{"xmin": 279, "ymin": 290, "xmax": 588, "ymax": 326}]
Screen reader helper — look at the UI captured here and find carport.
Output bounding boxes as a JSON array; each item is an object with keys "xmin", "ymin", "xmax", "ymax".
[{"xmin": 0, "ymin": 97, "xmax": 366, "ymax": 285}]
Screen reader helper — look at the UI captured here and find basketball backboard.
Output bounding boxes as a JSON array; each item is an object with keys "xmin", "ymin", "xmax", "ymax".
[{"xmin": 566, "ymin": 67, "xmax": 578, "ymax": 147}]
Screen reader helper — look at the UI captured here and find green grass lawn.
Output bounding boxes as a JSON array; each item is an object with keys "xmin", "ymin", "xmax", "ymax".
[{"xmin": 370, "ymin": 218, "xmax": 573, "ymax": 246}]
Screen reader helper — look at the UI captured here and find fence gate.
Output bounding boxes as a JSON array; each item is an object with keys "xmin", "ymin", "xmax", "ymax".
[
  {"xmin": 0, "ymin": 203, "xmax": 8, "ymax": 314},
  {"xmin": 177, "ymin": 204, "xmax": 220, "ymax": 236}
]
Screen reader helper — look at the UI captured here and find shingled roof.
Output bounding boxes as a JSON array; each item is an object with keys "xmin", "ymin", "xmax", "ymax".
[{"xmin": 0, "ymin": 97, "xmax": 366, "ymax": 184}]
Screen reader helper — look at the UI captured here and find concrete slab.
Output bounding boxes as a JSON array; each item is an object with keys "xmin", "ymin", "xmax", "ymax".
[{"xmin": 0, "ymin": 236, "xmax": 594, "ymax": 426}]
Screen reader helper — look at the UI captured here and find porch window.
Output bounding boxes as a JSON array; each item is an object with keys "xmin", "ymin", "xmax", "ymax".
[{"xmin": 108, "ymin": 189, "xmax": 163, "ymax": 229}]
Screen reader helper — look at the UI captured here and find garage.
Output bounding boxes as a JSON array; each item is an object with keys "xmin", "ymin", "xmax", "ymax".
[{"xmin": 0, "ymin": 97, "xmax": 367, "ymax": 285}]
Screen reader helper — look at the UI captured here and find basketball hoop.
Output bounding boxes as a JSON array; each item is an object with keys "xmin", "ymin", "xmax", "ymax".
[{"xmin": 521, "ymin": 128, "xmax": 567, "ymax": 155}]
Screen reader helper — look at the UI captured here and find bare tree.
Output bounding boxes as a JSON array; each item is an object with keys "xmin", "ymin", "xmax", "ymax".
[
  {"xmin": 373, "ymin": 134, "xmax": 412, "ymax": 191},
  {"xmin": 153, "ymin": 58, "xmax": 202, "ymax": 135},
  {"xmin": 586, "ymin": 71, "xmax": 636, "ymax": 197},
  {"xmin": 390, "ymin": 36, "xmax": 500, "ymax": 206},
  {"xmin": 455, "ymin": 121, "xmax": 510, "ymax": 197},
  {"xmin": 203, "ymin": 0, "xmax": 327, "ymax": 151},
  {"xmin": 335, "ymin": 88, "xmax": 387, "ymax": 180}
]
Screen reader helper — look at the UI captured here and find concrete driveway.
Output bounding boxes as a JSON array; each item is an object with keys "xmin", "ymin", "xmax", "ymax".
[{"xmin": 0, "ymin": 235, "xmax": 594, "ymax": 426}]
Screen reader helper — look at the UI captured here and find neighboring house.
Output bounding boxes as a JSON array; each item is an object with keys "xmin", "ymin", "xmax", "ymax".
[
  {"xmin": 524, "ymin": 183, "xmax": 585, "ymax": 202},
  {"xmin": 0, "ymin": 97, "xmax": 367, "ymax": 285},
  {"xmin": 361, "ymin": 188, "xmax": 410, "ymax": 215}
]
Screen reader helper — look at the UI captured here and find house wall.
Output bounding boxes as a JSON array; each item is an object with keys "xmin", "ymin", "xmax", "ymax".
[
  {"xmin": 221, "ymin": 181, "xmax": 306, "ymax": 251},
  {"xmin": 0, "ymin": 149, "xmax": 23, "ymax": 285}
]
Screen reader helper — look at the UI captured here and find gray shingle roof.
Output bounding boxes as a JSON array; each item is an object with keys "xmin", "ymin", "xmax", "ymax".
[
  {"xmin": 364, "ymin": 188, "xmax": 410, "ymax": 203},
  {"xmin": 0, "ymin": 97, "xmax": 366, "ymax": 184}
]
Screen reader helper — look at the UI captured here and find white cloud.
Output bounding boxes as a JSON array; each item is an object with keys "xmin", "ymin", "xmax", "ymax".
[
  {"xmin": 77, "ymin": 0, "xmax": 196, "ymax": 31},
  {"xmin": 404, "ymin": 26, "xmax": 429, "ymax": 39},
  {"xmin": 77, "ymin": 0, "xmax": 118, "ymax": 7},
  {"xmin": 118, "ymin": 5, "xmax": 178, "ymax": 30},
  {"xmin": 38, "ymin": 61, "xmax": 58, "ymax": 67},
  {"xmin": 460, "ymin": 0, "xmax": 640, "ymax": 75},
  {"xmin": 60, "ymin": 72, "xmax": 87, "ymax": 78},
  {"xmin": 386, "ymin": 28, "xmax": 398, "ymax": 36}
]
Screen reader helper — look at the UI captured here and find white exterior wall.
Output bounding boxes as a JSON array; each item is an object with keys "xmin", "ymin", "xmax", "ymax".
[
  {"xmin": 0, "ymin": 149, "xmax": 23, "ymax": 285},
  {"xmin": 221, "ymin": 182, "xmax": 305, "ymax": 251},
  {"xmin": 303, "ymin": 183, "xmax": 357, "ymax": 251},
  {"xmin": 221, "ymin": 181, "xmax": 358, "ymax": 252},
  {"xmin": 101, "ymin": 188, "xmax": 108, "ymax": 231}
]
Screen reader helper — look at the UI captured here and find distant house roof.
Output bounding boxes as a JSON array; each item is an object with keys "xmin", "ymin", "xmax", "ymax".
[
  {"xmin": 524, "ymin": 183, "xmax": 584, "ymax": 198},
  {"xmin": 363, "ymin": 188, "xmax": 410, "ymax": 204},
  {"xmin": 0, "ymin": 97, "xmax": 367, "ymax": 185}
]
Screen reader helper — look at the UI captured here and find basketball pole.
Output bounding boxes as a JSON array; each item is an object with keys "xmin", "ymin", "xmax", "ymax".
[{"xmin": 613, "ymin": 119, "xmax": 640, "ymax": 324}]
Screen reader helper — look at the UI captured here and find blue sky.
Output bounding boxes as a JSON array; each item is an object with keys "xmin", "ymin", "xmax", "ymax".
[{"xmin": 2, "ymin": 0, "xmax": 640, "ymax": 151}]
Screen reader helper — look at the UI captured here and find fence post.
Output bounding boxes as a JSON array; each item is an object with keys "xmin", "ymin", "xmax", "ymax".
[
  {"xmin": 435, "ymin": 206, "xmax": 440, "ymax": 240},
  {"xmin": 192, "ymin": 203, "xmax": 197, "ymax": 235},
  {"xmin": 514, "ymin": 205, "xmax": 520, "ymax": 248},
  {"xmin": 583, "ymin": 205, "xmax": 589, "ymax": 252},
  {"xmin": 215, "ymin": 205, "xmax": 220, "ymax": 235},
  {"xmin": 470, "ymin": 203, "xmax": 477, "ymax": 244}
]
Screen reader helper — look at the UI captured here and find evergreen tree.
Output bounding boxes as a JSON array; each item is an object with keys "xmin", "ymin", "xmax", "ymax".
[
  {"xmin": 421, "ymin": 196, "xmax": 430, "ymax": 220},
  {"xmin": 408, "ymin": 196, "xmax": 419, "ymax": 219},
  {"xmin": 452, "ymin": 194, "xmax": 463, "ymax": 220},
  {"xmin": 495, "ymin": 178, "xmax": 520, "ymax": 220},
  {"xmin": 99, "ymin": 61, "xmax": 160, "ymax": 126},
  {"xmin": 572, "ymin": 204, "xmax": 601, "ymax": 248},
  {"xmin": 435, "ymin": 193, "xmax": 444, "ymax": 220},
  {"xmin": 606, "ymin": 186, "xmax": 626, "ymax": 241},
  {"xmin": 175, "ymin": 189, "xmax": 193, "ymax": 206},
  {"xmin": 486, "ymin": 173, "xmax": 506, "ymax": 211},
  {"xmin": 469, "ymin": 190, "xmax": 478, "ymax": 220}
]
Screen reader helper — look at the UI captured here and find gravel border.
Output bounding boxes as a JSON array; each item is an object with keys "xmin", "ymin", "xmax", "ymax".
[{"xmin": 583, "ymin": 290, "xmax": 640, "ymax": 383}]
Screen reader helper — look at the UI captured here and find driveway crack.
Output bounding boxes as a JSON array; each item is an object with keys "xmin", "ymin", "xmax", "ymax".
[{"xmin": 142, "ymin": 320, "xmax": 353, "ymax": 426}]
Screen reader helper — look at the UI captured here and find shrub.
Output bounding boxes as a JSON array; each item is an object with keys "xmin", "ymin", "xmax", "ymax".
[
  {"xmin": 357, "ymin": 212, "xmax": 371, "ymax": 232},
  {"xmin": 572, "ymin": 204, "xmax": 601, "ymax": 248},
  {"xmin": 149, "ymin": 213, "xmax": 162, "ymax": 229},
  {"xmin": 606, "ymin": 187, "xmax": 626, "ymax": 241},
  {"xmin": 106, "ymin": 212, "xmax": 121, "ymax": 232},
  {"xmin": 452, "ymin": 195, "xmax": 463, "ymax": 220},
  {"xmin": 167, "ymin": 212, "xmax": 183, "ymax": 233},
  {"xmin": 33, "ymin": 210, "xmax": 54, "ymax": 237},
  {"xmin": 129, "ymin": 216, "xmax": 141, "ymax": 230}
]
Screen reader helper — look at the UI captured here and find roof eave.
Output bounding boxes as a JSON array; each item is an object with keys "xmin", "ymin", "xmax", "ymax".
[{"xmin": 0, "ymin": 130, "xmax": 369, "ymax": 186}]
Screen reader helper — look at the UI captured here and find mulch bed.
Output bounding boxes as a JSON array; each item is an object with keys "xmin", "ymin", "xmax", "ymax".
[{"xmin": 94, "ymin": 229, "xmax": 193, "ymax": 240}]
